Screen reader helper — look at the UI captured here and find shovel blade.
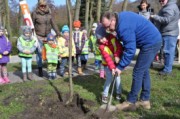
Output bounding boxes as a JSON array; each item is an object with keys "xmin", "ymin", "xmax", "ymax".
[{"xmin": 95, "ymin": 104, "xmax": 117, "ymax": 119}]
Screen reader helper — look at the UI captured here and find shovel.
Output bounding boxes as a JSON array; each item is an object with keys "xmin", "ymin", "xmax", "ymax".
[{"xmin": 95, "ymin": 73, "xmax": 118, "ymax": 118}]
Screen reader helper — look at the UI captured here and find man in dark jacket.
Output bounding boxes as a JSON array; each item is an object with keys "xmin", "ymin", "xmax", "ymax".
[
  {"xmin": 101, "ymin": 11, "xmax": 162, "ymax": 111},
  {"xmin": 151, "ymin": 0, "xmax": 180, "ymax": 75},
  {"xmin": 32, "ymin": 1, "xmax": 60, "ymax": 77}
]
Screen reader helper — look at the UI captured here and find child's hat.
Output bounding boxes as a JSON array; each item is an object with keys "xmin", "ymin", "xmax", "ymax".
[
  {"xmin": 95, "ymin": 24, "xmax": 107, "ymax": 39},
  {"xmin": 61, "ymin": 25, "xmax": 69, "ymax": 33},
  {"xmin": 73, "ymin": 20, "xmax": 81, "ymax": 28},
  {"xmin": 22, "ymin": 26, "xmax": 32, "ymax": 34},
  {"xmin": 92, "ymin": 23, "xmax": 98, "ymax": 31},
  {"xmin": 47, "ymin": 33, "xmax": 55, "ymax": 41}
]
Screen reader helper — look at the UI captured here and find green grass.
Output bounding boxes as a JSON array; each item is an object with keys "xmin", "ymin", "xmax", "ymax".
[{"xmin": 0, "ymin": 63, "xmax": 180, "ymax": 118}]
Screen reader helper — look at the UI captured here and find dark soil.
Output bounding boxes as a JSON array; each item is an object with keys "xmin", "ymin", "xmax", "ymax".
[{"xmin": 6, "ymin": 83, "xmax": 99, "ymax": 119}]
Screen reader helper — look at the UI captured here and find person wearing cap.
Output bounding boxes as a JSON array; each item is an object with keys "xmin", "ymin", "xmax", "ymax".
[
  {"xmin": 0, "ymin": 25, "xmax": 12, "ymax": 84},
  {"xmin": 42, "ymin": 33, "xmax": 59, "ymax": 80},
  {"xmin": 57, "ymin": 25, "xmax": 76, "ymax": 77},
  {"xmin": 17, "ymin": 26, "xmax": 37, "ymax": 81},
  {"xmin": 101, "ymin": 11, "xmax": 162, "ymax": 111},
  {"xmin": 89, "ymin": 23, "xmax": 104, "ymax": 78},
  {"xmin": 32, "ymin": 0, "xmax": 60, "ymax": 77},
  {"xmin": 151, "ymin": 0, "xmax": 179, "ymax": 75},
  {"xmin": 96, "ymin": 24, "xmax": 123, "ymax": 104},
  {"xmin": 73, "ymin": 20, "xmax": 87, "ymax": 75}
]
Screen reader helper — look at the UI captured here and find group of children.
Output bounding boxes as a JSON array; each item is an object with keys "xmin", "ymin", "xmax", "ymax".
[{"xmin": 0, "ymin": 21, "xmax": 124, "ymax": 103}]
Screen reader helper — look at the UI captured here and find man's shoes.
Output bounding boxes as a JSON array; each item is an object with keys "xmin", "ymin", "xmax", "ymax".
[
  {"xmin": 159, "ymin": 71, "xmax": 171, "ymax": 76},
  {"xmin": 116, "ymin": 101, "xmax": 136, "ymax": 111},
  {"xmin": 135, "ymin": 100, "xmax": 151, "ymax": 109}
]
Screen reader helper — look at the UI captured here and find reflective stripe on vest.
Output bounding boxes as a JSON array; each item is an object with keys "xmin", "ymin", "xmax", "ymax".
[
  {"xmin": 18, "ymin": 37, "xmax": 35, "ymax": 57},
  {"xmin": 81, "ymin": 40, "xmax": 89, "ymax": 54},
  {"xmin": 73, "ymin": 31, "xmax": 83, "ymax": 48},
  {"xmin": 44, "ymin": 44, "xmax": 59, "ymax": 64},
  {"xmin": 102, "ymin": 38, "xmax": 117, "ymax": 65}
]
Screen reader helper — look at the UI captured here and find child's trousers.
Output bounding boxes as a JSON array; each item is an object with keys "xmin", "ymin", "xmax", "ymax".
[
  {"xmin": 103, "ymin": 66, "xmax": 121, "ymax": 97},
  {"xmin": 21, "ymin": 57, "xmax": 32, "ymax": 73}
]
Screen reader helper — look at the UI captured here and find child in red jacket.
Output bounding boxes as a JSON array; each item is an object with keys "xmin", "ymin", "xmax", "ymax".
[{"xmin": 96, "ymin": 25, "xmax": 123, "ymax": 103}]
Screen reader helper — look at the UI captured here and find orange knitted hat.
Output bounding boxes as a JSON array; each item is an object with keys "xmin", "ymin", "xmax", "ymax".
[{"xmin": 73, "ymin": 20, "xmax": 81, "ymax": 28}]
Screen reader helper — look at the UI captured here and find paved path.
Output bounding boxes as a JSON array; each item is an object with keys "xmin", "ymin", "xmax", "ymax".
[{"xmin": 6, "ymin": 51, "xmax": 180, "ymax": 84}]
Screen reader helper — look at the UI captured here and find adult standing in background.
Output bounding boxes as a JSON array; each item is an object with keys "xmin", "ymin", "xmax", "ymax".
[
  {"xmin": 151, "ymin": 0, "xmax": 180, "ymax": 75},
  {"xmin": 101, "ymin": 11, "xmax": 162, "ymax": 111},
  {"xmin": 32, "ymin": 1, "xmax": 60, "ymax": 77},
  {"xmin": 137, "ymin": 0, "xmax": 151, "ymax": 20}
]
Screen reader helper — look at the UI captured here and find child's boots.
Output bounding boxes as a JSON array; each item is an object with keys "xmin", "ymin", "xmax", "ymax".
[
  {"xmin": 78, "ymin": 67, "xmax": 83, "ymax": 75},
  {"xmin": 38, "ymin": 67, "xmax": 43, "ymax": 77},
  {"xmin": 23, "ymin": 73, "xmax": 27, "ymax": 81},
  {"xmin": 3, "ymin": 77, "xmax": 10, "ymax": 83},
  {"xmin": 28, "ymin": 72, "xmax": 33, "ymax": 80},
  {"xmin": 0, "ymin": 77, "xmax": 5, "ymax": 84},
  {"xmin": 100, "ymin": 70, "xmax": 105, "ymax": 79}
]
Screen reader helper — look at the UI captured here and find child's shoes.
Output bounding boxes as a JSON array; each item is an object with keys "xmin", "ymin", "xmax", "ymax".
[
  {"xmin": 3, "ymin": 77, "xmax": 10, "ymax": 83},
  {"xmin": 100, "ymin": 70, "xmax": 105, "ymax": 79},
  {"xmin": 0, "ymin": 77, "xmax": 6, "ymax": 84}
]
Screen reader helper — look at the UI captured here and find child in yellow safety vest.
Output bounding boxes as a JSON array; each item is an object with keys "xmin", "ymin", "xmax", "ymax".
[
  {"xmin": 57, "ymin": 25, "xmax": 76, "ymax": 77},
  {"xmin": 17, "ymin": 26, "xmax": 37, "ymax": 81},
  {"xmin": 42, "ymin": 33, "xmax": 59, "ymax": 80},
  {"xmin": 80, "ymin": 29, "xmax": 89, "ymax": 71},
  {"xmin": 96, "ymin": 25, "xmax": 123, "ymax": 103},
  {"xmin": 73, "ymin": 20, "xmax": 86, "ymax": 75}
]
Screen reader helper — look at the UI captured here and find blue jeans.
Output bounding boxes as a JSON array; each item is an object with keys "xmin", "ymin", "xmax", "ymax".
[
  {"xmin": 36, "ymin": 40, "xmax": 44, "ymax": 68},
  {"xmin": 59, "ymin": 57, "xmax": 68, "ymax": 75},
  {"xmin": 127, "ymin": 42, "xmax": 162, "ymax": 103},
  {"xmin": 162, "ymin": 36, "xmax": 178, "ymax": 73},
  {"xmin": 103, "ymin": 66, "xmax": 121, "ymax": 97},
  {"xmin": 21, "ymin": 57, "xmax": 32, "ymax": 73}
]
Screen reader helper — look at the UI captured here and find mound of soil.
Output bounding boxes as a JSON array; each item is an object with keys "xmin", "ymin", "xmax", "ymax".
[{"xmin": 8, "ymin": 88, "xmax": 98, "ymax": 119}]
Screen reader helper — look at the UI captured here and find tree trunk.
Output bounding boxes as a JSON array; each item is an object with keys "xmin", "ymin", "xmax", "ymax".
[
  {"xmin": 66, "ymin": 0, "xmax": 74, "ymax": 105},
  {"xmin": 74, "ymin": 0, "xmax": 81, "ymax": 21},
  {"xmin": 107, "ymin": 0, "xmax": 115, "ymax": 12},
  {"xmin": 122, "ymin": 0, "xmax": 128, "ymax": 11},
  {"xmin": 96, "ymin": 0, "xmax": 101, "ymax": 23},
  {"xmin": 88, "ymin": 0, "xmax": 94, "ymax": 37},
  {"xmin": 4, "ymin": 0, "xmax": 11, "ymax": 39},
  {"xmin": 85, "ymin": 0, "xmax": 89, "ymax": 31}
]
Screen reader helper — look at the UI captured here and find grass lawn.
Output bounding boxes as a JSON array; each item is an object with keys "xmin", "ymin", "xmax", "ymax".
[{"xmin": 0, "ymin": 62, "xmax": 180, "ymax": 119}]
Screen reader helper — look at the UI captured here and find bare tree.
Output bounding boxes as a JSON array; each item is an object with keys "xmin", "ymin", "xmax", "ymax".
[
  {"xmin": 96, "ymin": 0, "xmax": 101, "ymax": 22},
  {"xmin": 74, "ymin": 0, "xmax": 81, "ymax": 20},
  {"xmin": 66, "ymin": 0, "xmax": 74, "ymax": 104},
  {"xmin": 122, "ymin": 0, "xmax": 128, "ymax": 11},
  {"xmin": 85, "ymin": 0, "xmax": 89, "ymax": 31},
  {"xmin": 4, "ymin": 0, "xmax": 12, "ymax": 39},
  {"xmin": 107, "ymin": 0, "xmax": 115, "ymax": 12},
  {"xmin": 88, "ymin": 0, "xmax": 94, "ymax": 37}
]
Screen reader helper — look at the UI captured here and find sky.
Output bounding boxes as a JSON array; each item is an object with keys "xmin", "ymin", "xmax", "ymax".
[
  {"xmin": 26, "ymin": 0, "xmax": 136, "ymax": 11},
  {"xmin": 27, "ymin": 0, "xmax": 67, "ymax": 10}
]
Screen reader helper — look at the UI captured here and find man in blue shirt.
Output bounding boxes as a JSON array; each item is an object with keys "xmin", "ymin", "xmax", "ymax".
[{"xmin": 101, "ymin": 11, "xmax": 162, "ymax": 111}]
